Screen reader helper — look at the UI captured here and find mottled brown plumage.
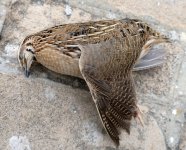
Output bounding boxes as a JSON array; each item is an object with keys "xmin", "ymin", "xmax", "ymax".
[
  {"xmin": 18, "ymin": 18, "xmax": 170, "ymax": 146},
  {"xmin": 18, "ymin": 19, "xmax": 168, "ymax": 77}
]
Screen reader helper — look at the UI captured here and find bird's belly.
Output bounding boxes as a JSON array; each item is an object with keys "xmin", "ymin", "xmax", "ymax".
[{"xmin": 35, "ymin": 49, "xmax": 83, "ymax": 78}]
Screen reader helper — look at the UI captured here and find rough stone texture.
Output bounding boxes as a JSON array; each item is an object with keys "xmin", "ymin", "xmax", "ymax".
[
  {"xmin": 0, "ymin": 74, "xmax": 166, "ymax": 150},
  {"xmin": 0, "ymin": 0, "xmax": 185, "ymax": 149}
]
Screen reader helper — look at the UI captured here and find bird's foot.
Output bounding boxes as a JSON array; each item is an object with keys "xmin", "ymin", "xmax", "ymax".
[{"xmin": 135, "ymin": 105, "xmax": 144, "ymax": 127}]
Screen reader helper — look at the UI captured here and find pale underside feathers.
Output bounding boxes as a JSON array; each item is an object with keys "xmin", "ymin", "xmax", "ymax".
[{"xmin": 18, "ymin": 18, "xmax": 170, "ymax": 146}]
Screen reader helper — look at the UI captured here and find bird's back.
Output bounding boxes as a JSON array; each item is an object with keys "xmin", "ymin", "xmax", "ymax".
[{"xmin": 21, "ymin": 18, "xmax": 165, "ymax": 78}]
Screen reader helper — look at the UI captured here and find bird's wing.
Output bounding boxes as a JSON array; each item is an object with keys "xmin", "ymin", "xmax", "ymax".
[
  {"xmin": 133, "ymin": 47, "xmax": 166, "ymax": 71},
  {"xmin": 78, "ymin": 38, "xmax": 139, "ymax": 146}
]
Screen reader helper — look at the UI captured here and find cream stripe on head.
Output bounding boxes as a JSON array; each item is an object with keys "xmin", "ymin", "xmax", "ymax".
[{"xmin": 18, "ymin": 38, "xmax": 25, "ymax": 68}]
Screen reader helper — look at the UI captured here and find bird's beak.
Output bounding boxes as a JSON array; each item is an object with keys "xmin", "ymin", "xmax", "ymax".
[
  {"xmin": 25, "ymin": 64, "xmax": 30, "ymax": 78},
  {"xmin": 23, "ymin": 53, "xmax": 34, "ymax": 78}
]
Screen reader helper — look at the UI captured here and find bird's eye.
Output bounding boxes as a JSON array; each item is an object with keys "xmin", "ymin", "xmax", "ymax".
[
  {"xmin": 26, "ymin": 48, "xmax": 31, "ymax": 52},
  {"xmin": 26, "ymin": 48, "xmax": 34, "ymax": 54}
]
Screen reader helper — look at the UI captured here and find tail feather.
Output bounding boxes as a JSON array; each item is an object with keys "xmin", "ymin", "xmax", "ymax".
[
  {"xmin": 134, "ymin": 58, "xmax": 165, "ymax": 71},
  {"xmin": 133, "ymin": 47, "xmax": 166, "ymax": 71}
]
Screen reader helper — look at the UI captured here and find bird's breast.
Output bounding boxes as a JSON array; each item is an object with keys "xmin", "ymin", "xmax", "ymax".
[{"xmin": 35, "ymin": 49, "xmax": 82, "ymax": 78}]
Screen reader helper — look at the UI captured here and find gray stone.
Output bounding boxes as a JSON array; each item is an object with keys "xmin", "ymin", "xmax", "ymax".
[
  {"xmin": 0, "ymin": 74, "xmax": 166, "ymax": 150},
  {"xmin": 179, "ymin": 122, "xmax": 186, "ymax": 150}
]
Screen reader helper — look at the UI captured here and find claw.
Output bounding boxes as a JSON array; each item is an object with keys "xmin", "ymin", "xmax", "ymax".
[{"xmin": 135, "ymin": 105, "xmax": 144, "ymax": 127}]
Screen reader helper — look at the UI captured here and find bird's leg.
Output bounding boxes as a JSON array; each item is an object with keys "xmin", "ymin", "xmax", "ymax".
[{"xmin": 134, "ymin": 105, "xmax": 144, "ymax": 127}]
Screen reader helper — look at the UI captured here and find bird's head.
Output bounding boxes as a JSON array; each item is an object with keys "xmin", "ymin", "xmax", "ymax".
[{"xmin": 18, "ymin": 36, "xmax": 36, "ymax": 77}]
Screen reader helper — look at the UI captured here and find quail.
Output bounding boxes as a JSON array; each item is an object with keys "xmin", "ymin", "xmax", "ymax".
[{"xmin": 18, "ymin": 18, "xmax": 170, "ymax": 145}]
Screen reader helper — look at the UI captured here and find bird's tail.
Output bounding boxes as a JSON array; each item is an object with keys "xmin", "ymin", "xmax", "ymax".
[
  {"xmin": 133, "ymin": 46, "xmax": 166, "ymax": 71},
  {"xmin": 133, "ymin": 35, "xmax": 170, "ymax": 71}
]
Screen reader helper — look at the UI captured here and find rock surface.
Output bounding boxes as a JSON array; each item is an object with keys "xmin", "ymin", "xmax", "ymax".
[
  {"xmin": 0, "ymin": 0, "xmax": 185, "ymax": 150},
  {"xmin": 0, "ymin": 74, "xmax": 166, "ymax": 150}
]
